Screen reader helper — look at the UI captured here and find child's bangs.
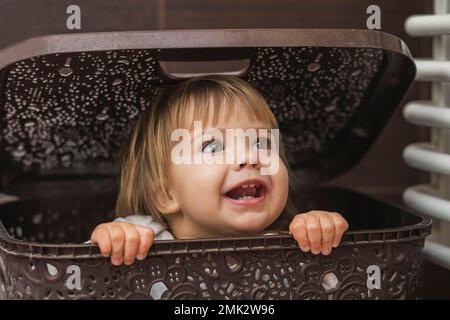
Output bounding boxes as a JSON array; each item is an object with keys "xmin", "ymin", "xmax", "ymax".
[{"xmin": 170, "ymin": 81, "xmax": 278, "ymax": 131}]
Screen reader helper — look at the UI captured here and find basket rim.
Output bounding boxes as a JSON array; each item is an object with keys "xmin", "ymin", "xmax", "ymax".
[
  {"xmin": 0, "ymin": 28, "xmax": 412, "ymax": 70},
  {"xmin": 0, "ymin": 211, "xmax": 432, "ymax": 260}
]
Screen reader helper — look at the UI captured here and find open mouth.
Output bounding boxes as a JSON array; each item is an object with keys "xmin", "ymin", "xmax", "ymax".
[{"xmin": 224, "ymin": 180, "xmax": 266, "ymax": 205}]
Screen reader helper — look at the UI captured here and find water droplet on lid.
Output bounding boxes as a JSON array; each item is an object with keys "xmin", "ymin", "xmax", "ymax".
[
  {"xmin": 325, "ymin": 104, "xmax": 336, "ymax": 112},
  {"xmin": 112, "ymin": 78, "xmax": 123, "ymax": 86},
  {"xmin": 43, "ymin": 144, "xmax": 55, "ymax": 155},
  {"xmin": 118, "ymin": 59, "xmax": 129, "ymax": 65},
  {"xmin": 325, "ymin": 97, "xmax": 339, "ymax": 112},
  {"xmin": 96, "ymin": 112, "xmax": 109, "ymax": 121},
  {"xmin": 351, "ymin": 69, "xmax": 362, "ymax": 77},
  {"xmin": 12, "ymin": 144, "xmax": 26, "ymax": 158},
  {"xmin": 352, "ymin": 127, "xmax": 368, "ymax": 138},
  {"xmin": 307, "ymin": 62, "xmax": 321, "ymax": 72},
  {"xmin": 60, "ymin": 154, "xmax": 72, "ymax": 166}
]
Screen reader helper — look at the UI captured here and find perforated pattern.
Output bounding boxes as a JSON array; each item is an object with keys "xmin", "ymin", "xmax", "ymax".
[
  {"xmin": 0, "ymin": 242, "xmax": 424, "ymax": 300},
  {"xmin": 0, "ymin": 47, "xmax": 384, "ymax": 170}
]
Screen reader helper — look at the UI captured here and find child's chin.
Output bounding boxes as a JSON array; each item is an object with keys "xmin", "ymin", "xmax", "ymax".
[
  {"xmin": 228, "ymin": 222, "xmax": 270, "ymax": 236},
  {"xmin": 221, "ymin": 210, "xmax": 275, "ymax": 235}
]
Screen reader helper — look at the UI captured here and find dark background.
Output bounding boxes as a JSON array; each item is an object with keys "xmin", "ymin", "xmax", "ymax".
[{"xmin": 0, "ymin": 0, "xmax": 448, "ymax": 298}]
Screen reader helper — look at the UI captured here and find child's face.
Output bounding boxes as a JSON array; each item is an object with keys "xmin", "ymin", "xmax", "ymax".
[{"xmin": 163, "ymin": 110, "xmax": 289, "ymax": 239}]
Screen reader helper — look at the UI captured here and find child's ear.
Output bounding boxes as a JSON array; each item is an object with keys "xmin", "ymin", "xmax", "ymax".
[{"xmin": 155, "ymin": 190, "xmax": 180, "ymax": 215}]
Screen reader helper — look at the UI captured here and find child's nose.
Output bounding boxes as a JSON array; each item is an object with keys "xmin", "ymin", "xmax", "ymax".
[
  {"xmin": 237, "ymin": 161, "xmax": 261, "ymax": 170},
  {"xmin": 233, "ymin": 151, "xmax": 261, "ymax": 171}
]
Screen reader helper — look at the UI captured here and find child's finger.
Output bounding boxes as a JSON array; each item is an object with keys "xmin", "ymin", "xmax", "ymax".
[
  {"xmin": 319, "ymin": 214, "xmax": 334, "ymax": 256},
  {"xmin": 332, "ymin": 213, "xmax": 349, "ymax": 248},
  {"xmin": 121, "ymin": 224, "xmax": 140, "ymax": 266},
  {"xmin": 305, "ymin": 214, "xmax": 321, "ymax": 255},
  {"xmin": 136, "ymin": 226, "xmax": 154, "ymax": 260},
  {"xmin": 90, "ymin": 225, "xmax": 112, "ymax": 257},
  {"xmin": 289, "ymin": 216, "xmax": 310, "ymax": 252},
  {"xmin": 108, "ymin": 224, "xmax": 125, "ymax": 266}
]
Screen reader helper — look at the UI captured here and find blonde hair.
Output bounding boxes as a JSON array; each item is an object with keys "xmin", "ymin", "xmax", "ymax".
[{"xmin": 116, "ymin": 74, "xmax": 296, "ymax": 224}]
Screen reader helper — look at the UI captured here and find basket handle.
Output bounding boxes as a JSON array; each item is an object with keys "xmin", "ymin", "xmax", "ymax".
[{"xmin": 158, "ymin": 58, "xmax": 250, "ymax": 80}]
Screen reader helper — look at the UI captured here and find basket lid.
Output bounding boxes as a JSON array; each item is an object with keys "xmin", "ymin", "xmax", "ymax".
[{"xmin": 0, "ymin": 29, "xmax": 415, "ymax": 191}]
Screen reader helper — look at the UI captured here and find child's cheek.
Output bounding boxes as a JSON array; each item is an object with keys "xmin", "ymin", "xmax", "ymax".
[
  {"xmin": 184, "ymin": 163, "xmax": 225, "ymax": 200},
  {"xmin": 271, "ymin": 162, "xmax": 289, "ymax": 212}
]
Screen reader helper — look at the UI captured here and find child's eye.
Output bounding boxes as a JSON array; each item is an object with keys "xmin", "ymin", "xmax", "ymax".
[
  {"xmin": 254, "ymin": 137, "xmax": 271, "ymax": 150},
  {"xmin": 202, "ymin": 139, "xmax": 224, "ymax": 153}
]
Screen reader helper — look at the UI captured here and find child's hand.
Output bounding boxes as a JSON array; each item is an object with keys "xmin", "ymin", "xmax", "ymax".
[
  {"xmin": 90, "ymin": 222, "xmax": 155, "ymax": 266},
  {"xmin": 289, "ymin": 211, "xmax": 349, "ymax": 256}
]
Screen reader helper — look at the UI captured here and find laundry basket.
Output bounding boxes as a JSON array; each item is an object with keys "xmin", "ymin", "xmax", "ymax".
[{"xmin": 0, "ymin": 29, "xmax": 431, "ymax": 300}]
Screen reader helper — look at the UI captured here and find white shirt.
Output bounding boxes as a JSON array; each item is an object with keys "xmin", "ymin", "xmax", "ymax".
[
  {"xmin": 114, "ymin": 215, "xmax": 281, "ymax": 239},
  {"xmin": 114, "ymin": 215, "xmax": 175, "ymax": 240}
]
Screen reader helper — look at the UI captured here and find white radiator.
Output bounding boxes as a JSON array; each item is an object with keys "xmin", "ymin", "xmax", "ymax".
[{"xmin": 404, "ymin": 0, "xmax": 450, "ymax": 270}]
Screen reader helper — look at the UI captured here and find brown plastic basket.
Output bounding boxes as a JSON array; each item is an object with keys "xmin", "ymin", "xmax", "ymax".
[
  {"xmin": 0, "ymin": 187, "xmax": 431, "ymax": 299},
  {"xmin": 0, "ymin": 29, "xmax": 431, "ymax": 300}
]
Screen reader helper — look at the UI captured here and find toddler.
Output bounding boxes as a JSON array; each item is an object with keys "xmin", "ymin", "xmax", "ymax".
[{"xmin": 90, "ymin": 75, "xmax": 349, "ymax": 266}]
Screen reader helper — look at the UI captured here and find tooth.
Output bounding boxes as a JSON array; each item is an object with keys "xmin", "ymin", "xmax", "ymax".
[
  {"xmin": 242, "ymin": 185, "xmax": 248, "ymax": 188},
  {"xmin": 249, "ymin": 184, "xmax": 255, "ymax": 187}
]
